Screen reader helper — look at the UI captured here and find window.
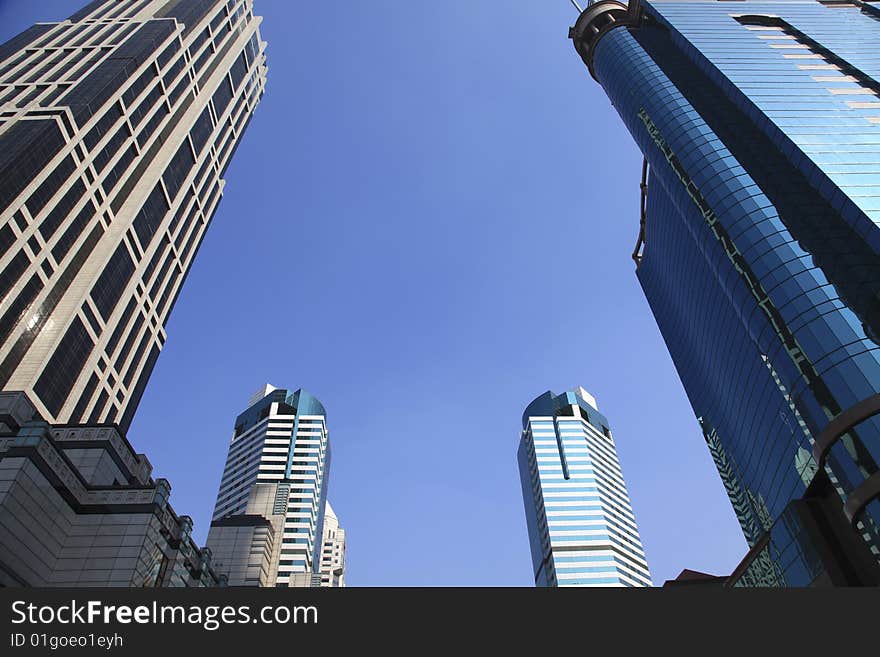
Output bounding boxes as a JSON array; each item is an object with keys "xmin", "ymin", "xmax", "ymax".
[
  {"xmin": 39, "ymin": 179, "xmax": 85, "ymax": 241},
  {"xmin": 25, "ymin": 155, "xmax": 75, "ymax": 218},
  {"xmin": 33, "ymin": 316, "xmax": 94, "ymax": 416},
  {"xmin": 162, "ymin": 140, "xmax": 195, "ymax": 203},
  {"xmin": 90, "ymin": 242, "xmax": 134, "ymax": 320},
  {"xmin": 132, "ymin": 182, "xmax": 169, "ymax": 248}
]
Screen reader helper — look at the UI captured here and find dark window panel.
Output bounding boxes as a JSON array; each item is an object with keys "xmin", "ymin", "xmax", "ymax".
[
  {"xmin": 159, "ymin": 0, "xmax": 217, "ymax": 37},
  {"xmin": 0, "ymin": 251, "xmax": 30, "ymax": 305},
  {"xmin": 105, "ymin": 297, "xmax": 135, "ymax": 357},
  {"xmin": 0, "ymin": 24, "xmax": 53, "ymax": 68},
  {"xmin": 0, "ymin": 51, "xmax": 30, "ymax": 81},
  {"xmin": 149, "ymin": 251, "xmax": 174, "ymax": 300},
  {"xmin": 80, "ymin": 301, "xmax": 98, "ymax": 333},
  {"xmin": 180, "ymin": 219, "xmax": 202, "ymax": 263},
  {"xmin": 43, "ymin": 49, "xmax": 78, "ymax": 83},
  {"xmin": 168, "ymin": 75, "xmax": 191, "ymax": 108},
  {"xmin": 33, "ymin": 316, "xmax": 94, "ymax": 417},
  {"xmin": 90, "ymin": 242, "xmax": 134, "ymax": 320},
  {"xmin": 16, "ymin": 85, "xmax": 49, "ymax": 106},
  {"xmin": 69, "ymin": 371, "xmax": 98, "ymax": 422},
  {"xmin": 142, "ymin": 235, "xmax": 170, "ymax": 287},
  {"xmin": 51, "ymin": 198, "xmax": 96, "ymax": 264},
  {"xmin": 162, "ymin": 54, "xmax": 186, "ymax": 91},
  {"xmin": 38, "ymin": 83, "xmax": 72, "ymax": 107},
  {"xmin": 101, "ymin": 143, "xmax": 137, "ymax": 194},
  {"xmin": 122, "ymin": 65, "xmax": 156, "ymax": 108},
  {"xmin": 188, "ymin": 28, "xmax": 210, "ymax": 61},
  {"xmin": 26, "ymin": 53, "xmax": 65, "ymax": 83},
  {"xmin": 0, "ymin": 274, "xmax": 42, "ymax": 346},
  {"xmin": 83, "ymin": 102, "xmax": 122, "ymax": 150},
  {"xmin": 132, "ymin": 182, "xmax": 169, "ymax": 249},
  {"xmin": 220, "ymin": 106, "xmax": 254, "ymax": 178},
  {"xmin": 69, "ymin": 24, "xmax": 101, "ymax": 48},
  {"xmin": 189, "ymin": 105, "xmax": 214, "ymax": 155},
  {"xmin": 59, "ymin": 20, "xmax": 175, "ymax": 126},
  {"xmin": 67, "ymin": 0, "xmax": 110, "ymax": 22},
  {"xmin": 193, "ymin": 44, "xmax": 213, "ymax": 76},
  {"xmin": 0, "ymin": 222, "xmax": 14, "ymax": 257},
  {"xmin": 229, "ymin": 52, "xmax": 247, "ymax": 91},
  {"xmin": 162, "ymin": 140, "xmax": 195, "ymax": 203},
  {"xmin": 158, "ymin": 266, "xmax": 180, "ymax": 316},
  {"xmin": 113, "ymin": 310, "xmax": 144, "ymax": 373},
  {"xmin": 62, "ymin": 48, "xmax": 104, "ymax": 83},
  {"xmin": 211, "ymin": 77, "xmax": 233, "ymax": 118},
  {"xmin": 87, "ymin": 388, "xmax": 108, "ymax": 423},
  {"xmin": 51, "ymin": 25, "xmax": 85, "ymax": 49},
  {"xmin": 156, "ymin": 42, "xmax": 179, "ymax": 70},
  {"xmin": 119, "ymin": 343, "xmax": 159, "ymax": 432},
  {"xmin": 39, "ymin": 179, "xmax": 85, "ymax": 242},
  {"xmin": 129, "ymin": 84, "xmax": 162, "ymax": 128},
  {"xmin": 123, "ymin": 329, "xmax": 152, "ymax": 387},
  {"xmin": 136, "ymin": 99, "xmax": 169, "ymax": 147},
  {"xmin": 244, "ymin": 33, "xmax": 259, "ymax": 66},
  {"xmin": 167, "ymin": 192, "xmax": 193, "ymax": 237},
  {"xmin": 24, "ymin": 155, "xmax": 75, "ymax": 219}
]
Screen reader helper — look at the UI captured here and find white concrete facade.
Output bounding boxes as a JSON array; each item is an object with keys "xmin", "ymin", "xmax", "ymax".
[{"xmin": 318, "ymin": 501, "xmax": 346, "ymax": 587}]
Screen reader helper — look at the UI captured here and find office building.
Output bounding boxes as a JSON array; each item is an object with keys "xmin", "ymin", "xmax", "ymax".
[
  {"xmin": 518, "ymin": 387, "xmax": 652, "ymax": 587},
  {"xmin": 207, "ymin": 385, "xmax": 332, "ymax": 587},
  {"xmin": 570, "ymin": 0, "xmax": 880, "ymax": 584},
  {"xmin": 0, "ymin": 391, "xmax": 220, "ymax": 586},
  {"xmin": 0, "ymin": 0, "xmax": 267, "ymax": 431},
  {"xmin": 318, "ymin": 501, "xmax": 346, "ymax": 587}
]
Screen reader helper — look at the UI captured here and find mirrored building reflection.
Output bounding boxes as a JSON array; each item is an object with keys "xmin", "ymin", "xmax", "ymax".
[{"xmin": 570, "ymin": 0, "xmax": 880, "ymax": 585}]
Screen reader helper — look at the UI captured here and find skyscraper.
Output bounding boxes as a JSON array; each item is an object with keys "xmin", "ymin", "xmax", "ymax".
[
  {"xmin": 318, "ymin": 501, "xmax": 346, "ymax": 587},
  {"xmin": 518, "ymin": 387, "xmax": 652, "ymax": 587},
  {"xmin": 207, "ymin": 385, "xmax": 332, "ymax": 587},
  {"xmin": 0, "ymin": 0, "xmax": 267, "ymax": 431},
  {"xmin": 570, "ymin": 0, "xmax": 880, "ymax": 584}
]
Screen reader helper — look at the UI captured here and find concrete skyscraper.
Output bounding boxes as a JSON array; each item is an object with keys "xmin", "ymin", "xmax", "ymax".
[
  {"xmin": 318, "ymin": 501, "xmax": 346, "ymax": 587},
  {"xmin": 518, "ymin": 387, "xmax": 652, "ymax": 587},
  {"xmin": 570, "ymin": 0, "xmax": 880, "ymax": 585},
  {"xmin": 207, "ymin": 385, "xmax": 332, "ymax": 587},
  {"xmin": 0, "ymin": 0, "xmax": 267, "ymax": 431}
]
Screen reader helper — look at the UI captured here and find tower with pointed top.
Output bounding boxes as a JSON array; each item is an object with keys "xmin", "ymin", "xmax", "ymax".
[
  {"xmin": 518, "ymin": 387, "xmax": 652, "ymax": 587},
  {"xmin": 207, "ymin": 385, "xmax": 332, "ymax": 587}
]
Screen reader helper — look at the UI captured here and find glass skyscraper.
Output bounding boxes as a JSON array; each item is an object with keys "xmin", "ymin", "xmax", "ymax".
[
  {"xmin": 0, "ymin": 0, "xmax": 266, "ymax": 431},
  {"xmin": 518, "ymin": 387, "xmax": 652, "ymax": 587},
  {"xmin": 570, "ymin": 0, "xmax": 880, "ymax": 585},
  {"xmin": 207, "ymin": 385, "xmax": 332, "ymax": 587}
]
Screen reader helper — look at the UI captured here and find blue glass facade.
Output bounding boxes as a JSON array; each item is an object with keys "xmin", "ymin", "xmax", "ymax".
[
  {"xmin": 573, "ymin": 0, "xmax": 880, "ymax": 583},
  {"xmin": 518, "ymin": 388, "xmax": 652, "ymax": 587}
]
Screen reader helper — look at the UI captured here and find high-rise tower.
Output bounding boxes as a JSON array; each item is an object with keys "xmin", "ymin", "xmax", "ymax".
[
  {"xmin": 207, "ymin": 385, "xmax": 332, "ymax": 587},
  {"xmin": 570, "ymin": 0, "xmax": 880, "ymax": 585},
  {"xmin": 318, "ymin": 501, "xmax": 346, "ymax": 587},
  {"xmin": 0, "ymin": 0, "xmax": 267, "ymax": 431},
  {"xmin": 518, "ymin": 387, "xmax": 652, "ymax": 587}
]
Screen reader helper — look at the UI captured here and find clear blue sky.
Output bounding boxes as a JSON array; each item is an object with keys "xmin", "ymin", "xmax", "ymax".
[{"xmin": 0, "ymin": 0, "xmax": 748, "ymax": 585}]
